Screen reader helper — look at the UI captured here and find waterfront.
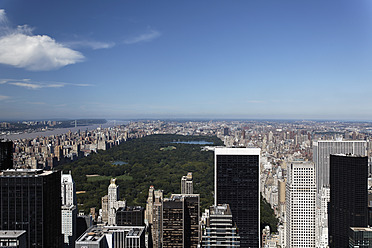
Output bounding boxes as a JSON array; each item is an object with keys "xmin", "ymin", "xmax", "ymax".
[{"xmin": 0, "ymin": 120, "xmax": 128, "ymax": 140}]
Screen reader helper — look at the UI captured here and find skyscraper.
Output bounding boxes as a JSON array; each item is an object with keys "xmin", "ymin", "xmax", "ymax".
[
  {"xmin": 215, "ymin": 147, "xmax": 260, "ymax": 247},
  {"xmin": 201, "ymin": 204, "xmax": 240, "ymax": 247},
  {"xmin": 286, "ymin": 161, "xmax": 316, "ymax": 247},
  {"xmin": 116, "ymin": 206, "xmax": 145, "ymax": 226},
  {"xmin": 329, "ymin": 154, "xmax": 368, "ymax": 247},
  {"xmin": 181, "ymin": 172, "xmax": 193, "ymax": 194},
  {"xmin": 349, "ymin": 227, "xmax": 372, "ymax": 248},
  {"xmin": 162, "ymin": 194, "xmax": 200, "ymax": 248},
  {"xmin": 152, "ymin": 189, "xmax": 163, "ymax": 248},
  {"xmin": 108, "ymin": 178, "xmax": 120, "ymax": 225},
  {"xmin": 313, "ymin": 140, "xmax": 367, "ymax": 191},
  {"xmin": 0, "ymin": 169, "xmax": 62, "ymax": 248},
  {"xmin": 0, "ymin": 140, "xmax": 13, "ymax": 171},
  {"xmin": 101, "ymin": 178, "xmax": 126, "ymax": 225},
  {"xmin": 145, "ymin": 185, "xmax": 155, "ymax": 225},
  {"xmin": 61, "ymin": 172, "xmax": 77, "ymax": 248}
]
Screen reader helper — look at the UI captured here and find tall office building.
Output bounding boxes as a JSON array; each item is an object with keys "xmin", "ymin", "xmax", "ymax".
[
  {"xmin": 285, "ymin": 162, "xmax": 316, "ymax": 247},
  {"xmin": 152, "ymin": 189, "xmax": 163, "ymax": 248},
  {"xmin": 116, "ymin": 206, "xmax": 145, "ymax": 226},
  {"xmin": 61, "ymin": 172, "xmax": 77, "ymax": 248},
  {"xmin": 181, "ymin": 172, "xmax": 193, "ymax": 194},
  {"xmin": 162, "ymin": 194, "xmax": 200, "ymax": 248},
  {"xmin": 62, "ymin": 172, "xmax": 76, "ymax": 206},
  {"xmin": 0, "ymin": 140, "xmax": 13, "ymax": 171},
  {"xmin": 329, "ymin": 154, "xmax": 368, "ymax": 247},
  {"xmin": 313, "ymin": 140, "xmax": 367, "ymax": 191},
  {"xmin": 0, "ymin": 169, "xmax": 62, "ymax": 248},
  {"xmin": 215, "ymin": 147, "xmax": 260, "ymax": 247},
  {"xmin": 349, "ymin": 227, "xmax": 372, "ymax": 248},
  {"xmin": 75, "ymin": 225, "xmax": 146, "ymax": 248},
  {"xmin": 108, "ymin": 178, "xmax": 120, "ymax": 225},
  {"xmin": 101, "ymin": 195, "xmax": 109, "ymax": 223},
  {"xmin": 162, "ymin": 199, "xmax": 183, "ymax": 248},
  {"xmin": 201, "ymin": 204, "xmax": 240, "ymax": 247},
  {"xmin": 145, "ymin": 185, "xmax": 155, "ymax": 225},
  {"xmin": 101, "ymin": 178, "xmax": 126, "ymax": 225}
]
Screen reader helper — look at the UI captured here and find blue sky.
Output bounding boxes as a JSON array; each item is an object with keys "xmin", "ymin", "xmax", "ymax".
[{"xmin": 0, "ymin": 0, "xmax": 372, "ymax": 120}]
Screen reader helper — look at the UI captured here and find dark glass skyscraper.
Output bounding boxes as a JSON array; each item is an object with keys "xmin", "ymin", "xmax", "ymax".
[
  {"xmin": 329, "ymin": 154, "xmax": 368, "ymax": 248},
  {"xmin": 162, "ymin": 194, "xmax": 200, "ymax": 248},
  {"xmin": 116, "ymin": 206, "xmax": 145, "ymax": 226},
  {"xmin": 0, "ymin": 140, "xmax": 13, "ymax": 171},
  {"xmin": 215, "ymin": 147, "xmax": 260, "ymax": 248},
  {"xmin": 0, "ymin": 169, "xmax": 62, "ymax": 248}
]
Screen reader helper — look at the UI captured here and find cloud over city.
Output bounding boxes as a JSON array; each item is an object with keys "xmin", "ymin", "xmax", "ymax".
[{"xmin": 0, "ymin": 9, "xmax": 84, "ymax": 71}]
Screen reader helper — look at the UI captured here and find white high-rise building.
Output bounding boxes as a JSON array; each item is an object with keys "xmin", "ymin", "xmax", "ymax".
[
  {"xmin": 286, "ymin": 162, "xmax": 316, "ymax": 248},
  {"xmin": 315, "ymin": 186, "xmax": 330, "ymax": 248},
  {"xmin": 201, "ymin": 204, "xmax": 240, "ymax": 247},
  {"xmin": 181, "ymin": 172, "xmax": 193, "ymax": 194},
  {"xmin": 62, "ymin": 172, "xmax": 76, "ymax": 206},
  {"xmin": 61, "ymin": 172, "xmax": 77, "ymax": 248},
  {"xmin": 107, "ymin": 178, "xmax": 126, "ymax": 225},
  {"xmin": 313, "ymin": 140, "xmax": 368, "ymax": 192}
]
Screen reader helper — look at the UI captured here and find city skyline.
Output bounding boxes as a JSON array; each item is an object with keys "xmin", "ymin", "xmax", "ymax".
[{"xmin": 1, "ymin": 1, "xmax": 372, "ymax": 120}]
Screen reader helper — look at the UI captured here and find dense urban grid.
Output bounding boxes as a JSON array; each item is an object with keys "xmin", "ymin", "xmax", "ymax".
[{"xmin": 1, "ymin": 119, "xmax": 372, "ymax": 247}]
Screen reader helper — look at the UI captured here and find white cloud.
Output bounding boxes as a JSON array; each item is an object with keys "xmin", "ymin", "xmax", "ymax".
[
  {"xmin": 73, "ymin": 83, "xmax": 93, "ymax": 87},
  {"xmin": 65, "ymin": 40, "xmax": 115, "ymax": 50},
  {"xmin": 124, "ymin": 30, "xmax": 161, "ymax": 44},
  {"xmin": 9, "ymin": 82, "xmax": 43, "ymax": 89},
  {"xmin": 0, "ymin": 95, "xmax": 10, "ymax": 100},
  {"xmin": 0, "ymin": 9, "xmax": 84, "ymax": 71},
  {"xmin": 1, "ymin": 78, "xmax": 93, "ymax": 89}
]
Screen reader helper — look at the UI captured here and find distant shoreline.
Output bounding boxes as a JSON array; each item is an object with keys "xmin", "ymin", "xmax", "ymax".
[{"xmin": 0, "ymin": 120, "xmax": 129, "ymax": 140}]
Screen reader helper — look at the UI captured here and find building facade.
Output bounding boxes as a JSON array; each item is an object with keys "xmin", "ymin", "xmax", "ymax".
[
  {"xmin": 201, "ymin": 204, "xmax": 240, "ymax": 247},
  {"xmin": 285, "ymin": 162, "xmax": 316, "ymax": 247},
  {"xmin": 0, "ymin": 169, "xmax": 62, "ymax": 248},
  {"xmin": 0, "ymin": 230, "xmax": 26, "ymax": 248},
  {"xmin": 313, "ymin": 140, "xmax": 367, "ymax": 191},
  {"xmin": 0, "ymin": 140, "xmax": 13, "ymax": 171},
  {"xmin": 116, "ymin": 206, "xmax": 145, "ymax": 226},
  {"xmin": 349, "ymin": 227, "xmax": 372, "ymax": 248},
  {"xmin": 329, "ymin": 154, "xmax": 368, "ymax": 247},
  {"xmin": 181, "ymin": 172, "xmax": 193, "ymax": 194},
  {"xmin": 101, "ymin": 178, "xmax": 126, "ymax": 226},
  {"xmin": 214, "ymin": 147, "xmax": 260, "ymax": 247},
  {"xmin": 61, "ymin": 172, "xmax": 77, "ymax": 248},
  {"xmin": 162, "ymin": 194, "xmax": 200, "ymax": 248},
  {"xmin": 75, "ymin": 225, "xmax": 146, "ymax": 248},
  {"xmin": 151, "ymin": 189, "xmax": 163, "ymax": 248}
]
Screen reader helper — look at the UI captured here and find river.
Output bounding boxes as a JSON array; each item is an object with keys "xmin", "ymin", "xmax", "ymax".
[{"xmin": 0, "ymin": 120, "xmax": 129, "ymax": 140}]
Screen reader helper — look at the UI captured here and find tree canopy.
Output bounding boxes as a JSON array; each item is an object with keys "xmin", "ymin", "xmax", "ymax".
[{"xmin": 58, "ymin": 134, "xmax": 277, "ymax": 231}]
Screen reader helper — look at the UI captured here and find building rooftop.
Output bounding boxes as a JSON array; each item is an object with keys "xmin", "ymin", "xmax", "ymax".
[
  {"xmin": 210, "ymin": 204, "xmax": 232, "ymax": 216},
  {"xmin": 332, "ymin": 153, "xmax": 367, "ymax": 157},
  {"xmin": 0, "ymin": 169, "xmax": 54, "ymax": 177},
  {"xmin": 350, "ymin": 227, "xmax": 372, "ymax": 232},
  {"xmin": 76, "ymin": 226, "xmax": 145, "ymax": 243},
  {"xmin": 215, "ymin": 147, "xmax": 261, "ymax": 155},
  {"xmin": 0, "ymin": 230, "xmax": 26, "ymax": 238},
  {"xmin": 117, "ymin": 206, "xmax": 144, "ymax": 212}
]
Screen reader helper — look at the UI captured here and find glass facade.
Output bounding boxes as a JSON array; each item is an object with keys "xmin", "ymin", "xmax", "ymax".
[{"xmin": 215, "ymin": 150, "xmax": 259, "ymax": 248}]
